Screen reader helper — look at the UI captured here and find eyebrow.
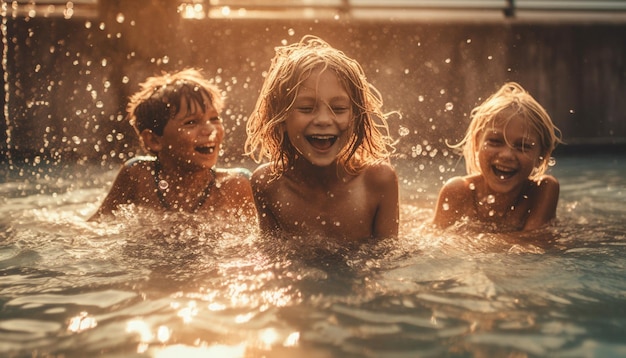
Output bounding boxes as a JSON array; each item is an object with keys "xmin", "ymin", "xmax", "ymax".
[{"xmin": 294, "ymin": 94, "xmax": 350, "ymax": 102}]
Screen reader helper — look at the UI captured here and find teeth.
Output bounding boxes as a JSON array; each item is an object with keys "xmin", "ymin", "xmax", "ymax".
[
  {"xmin": 196, "ymin": 146, "xmax": 215, "ymax": 154},
  {"xmin": 494, "ymin": 164, "xmax": 514, "ymax": 173},
  {"xmin": 310, "ymin": 135, "xmax": 335, "ymax": 140}
]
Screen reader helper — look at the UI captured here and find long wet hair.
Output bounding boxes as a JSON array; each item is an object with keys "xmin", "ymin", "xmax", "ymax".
[
  {"xmin": 245, "ymin": 35, "xmax": 396, "ymax": 178},
  {"xmin": 127, "ymin": 68, "xmax": 224, "ymax": 150},
  {"xmin": 452, "ymin": 82, "xmax": 562, "ymax": 180}
]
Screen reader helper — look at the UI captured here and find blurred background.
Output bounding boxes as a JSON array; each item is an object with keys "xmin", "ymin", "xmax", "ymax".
[{"xmin": 2, "ymin": 0, "xmax": 625, "ymax": 170}]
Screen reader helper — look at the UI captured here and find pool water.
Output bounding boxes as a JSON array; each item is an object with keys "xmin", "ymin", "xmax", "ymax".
[{"xmin": 1, "ymin": 154, "xmax": 625, "ymax": 357}]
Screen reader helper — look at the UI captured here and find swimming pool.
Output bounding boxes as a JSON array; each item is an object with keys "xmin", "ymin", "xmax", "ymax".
[{"xmin": 1, "ymin": 153, "xmax": 625, "ymax": 357}]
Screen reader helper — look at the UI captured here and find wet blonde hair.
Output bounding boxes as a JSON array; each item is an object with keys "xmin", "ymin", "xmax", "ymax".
[
  {"xmin": 245, "ymin": 35, "xmax": 395, "ymax": 177},
  {"xmin": 127, "ymin": 68, "xmax": 223, "ymax": 150},
  {"xmin": 453, "ymin": 82, "xmax": 562, "ymax": 179}
]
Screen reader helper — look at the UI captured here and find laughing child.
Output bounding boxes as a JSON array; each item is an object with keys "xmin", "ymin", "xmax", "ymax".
[
  {"xmin": 245, "ymin": 36, "xmax": 399, "ymax": 242},
  {"xmin": 433, "ymin": 82, "xmax": 562, "ymax": 232},
  {"xmin": 90, "ymin": 68, "xmax": 254, "ymax": 221}
]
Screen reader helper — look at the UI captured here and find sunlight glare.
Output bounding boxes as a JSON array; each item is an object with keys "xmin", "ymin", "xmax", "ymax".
[{"xmin": 67, "ymin": 311, "xmax": 97, "ymax": 332}]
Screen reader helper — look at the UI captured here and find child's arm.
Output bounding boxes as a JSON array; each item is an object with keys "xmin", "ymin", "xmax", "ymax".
[
  {"xmin": 251, "ymin": 166, "xmax": 280, "ymax": 235},
  {"xmin": 370, "ymin": 163, "xmax": 400, "ymax": 239},
  {"xmin": 432, "ymin": 176, "xmax": 471, "ymax": 229},
  {"xmin": 222, "ymin": 169, "xmax": 256, "ymax": 219},
  {"xmin": 523, "ymin": 175, "xmax": 560, "ymax": 231},
  {"xmin": 88, "ymin": 165, "xmax": 136, "ymax": 221}
]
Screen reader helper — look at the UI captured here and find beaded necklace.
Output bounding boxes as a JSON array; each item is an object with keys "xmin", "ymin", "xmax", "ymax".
[{"xmin": 153, "ymin": 160, "xmax": 215, "ymax": 212}]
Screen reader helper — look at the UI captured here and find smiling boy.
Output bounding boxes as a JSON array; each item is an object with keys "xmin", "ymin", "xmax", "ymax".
[{"xmin": 90, "ymin": 68, "xmax": 254, "ymax": 221}]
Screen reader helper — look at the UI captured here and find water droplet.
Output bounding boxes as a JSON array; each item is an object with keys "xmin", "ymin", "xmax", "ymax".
[
  {"xmin": 287, "ymin": 28, "xmax": 295, "ymax": 36},
  {"xmin": 488, "ymin": 210, "xmax": 495, "ymax": 217},
  {"xmin": 548, "ymin": 157, "xmax": 556, "ymax": 167},
  {"xmin": 487, "ymin": 195, "xmax": 495, "ymax": 204},
  {"xmin": 469, "ymin": 183, "xmax": 476, "ymax": 190},
  {"xmin": 418, "ymin": 95, "xmax": 424, "ymax": 102},
  {"xmin": 116, "ymin": 13, "xmax": 125, "ymax": 23},
  {"xmin": 159, "ymin": 180, "xmax": 169, "ymax": 190},
  {"xmin": 442, "ymin": 203, "xmax": 450, "ymax": 211},
  {"xmin": 445, "ymin": 102, "xmax": 454, "ymax": 111},
  {"xmin": 398, "ymin": 126, "xmax": 409, "ymax": 137}
]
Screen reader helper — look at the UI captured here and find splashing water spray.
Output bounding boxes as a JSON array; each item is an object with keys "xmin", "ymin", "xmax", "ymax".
[{"xmin": 1, "ymin": 2, "xmax": 12, "ymax": 167}]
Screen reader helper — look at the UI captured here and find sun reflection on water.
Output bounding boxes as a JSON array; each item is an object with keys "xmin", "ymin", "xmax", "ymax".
[{"xmin": 66, "ymin": 311, "xmax": 97, "ymax": 333}]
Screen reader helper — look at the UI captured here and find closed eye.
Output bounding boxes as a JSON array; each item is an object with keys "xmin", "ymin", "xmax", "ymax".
[
  {"xmin": 296, "ymin": 106, "xmax": 315, "ymax": 113},
  {"xmin": 486, "ymin": 137, "xmax": 504, "ymax": 146},
  {"xmin": 331, "ymin": 106, "xmax": 350, "ymax": 114}
]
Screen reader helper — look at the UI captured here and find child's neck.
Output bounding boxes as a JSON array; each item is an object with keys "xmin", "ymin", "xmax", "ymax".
[
  {"xmin": 288, "ymin": 158, "xmax": 351, "ymax": 188},
  {"xmin": 156, "ymin": 160, "xmax": 214, "ymax": 187}
]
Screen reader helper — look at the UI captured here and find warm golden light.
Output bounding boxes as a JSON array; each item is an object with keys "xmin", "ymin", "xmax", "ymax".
[
  {"xmin": 67, "ymin": 311, "xmax": 97, "ymax": 333},
  {"xmin": 176, "ymin": 301, "xmax": 198, "ymax": 323},
  {"xmin": 179, "ymin": 2, "xmax": 205, "ymax": 19}
]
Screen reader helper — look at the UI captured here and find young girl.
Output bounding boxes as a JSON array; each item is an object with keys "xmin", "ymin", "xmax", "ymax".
[
  {"xmin": 433, "ymin": 82, "xmax": 562, "ymax": 232},
  {"xmin": 245, "ymin": 35, "xmax": 399, "ymax": 241},
  {"xmin": 90, "ymin": 68, "xmax": 255, "ymax": 221}
]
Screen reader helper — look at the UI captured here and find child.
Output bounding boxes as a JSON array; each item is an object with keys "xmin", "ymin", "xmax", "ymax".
[
  {"xmin": 90, "ymin": 68, "xmax": 255, "ymax": 221},
  {"xmin": 433, "ymin": 82, "xmax": 562, "ymax": 232},
  {"xmin": 245, "ymin": 35, "xmax": 399, "ymax": 241}
]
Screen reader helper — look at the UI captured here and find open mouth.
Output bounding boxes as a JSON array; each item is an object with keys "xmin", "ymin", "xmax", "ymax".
[
  {"xmin": 195, "ymin": 145, "xmax": 215, "ymax": 155},
  {"xmin": 306, "ymin": 135, "xmax": 338, "ymax": 150},
  {"xmin": 492, "ymin": 164, "xmax": 517, "ymax": 179}
]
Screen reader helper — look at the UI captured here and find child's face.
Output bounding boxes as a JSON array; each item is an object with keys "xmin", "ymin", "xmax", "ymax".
[
  {"xmin": 284, "ymin": 68, "xmax": 353, "ymax": 167},
  {"xmin": 157, "ymin": 94, "xmax": 223, "ymax": 170},
  {"xmin": 477, "ymin": 114, "xmax": 542, "ymax": 193}
]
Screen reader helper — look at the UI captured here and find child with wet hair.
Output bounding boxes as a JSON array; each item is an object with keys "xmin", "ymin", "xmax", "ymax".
[
  {"xmin": 433, "ymin": 82, "xmax": 562, "ymax": 232},
  {"xmin": 245, "ymin": 35, "xmax": 399, "ymax": 241},
  {"xmin": 90, "ymin": 68, "xmax": 254, "ymax": 220}
]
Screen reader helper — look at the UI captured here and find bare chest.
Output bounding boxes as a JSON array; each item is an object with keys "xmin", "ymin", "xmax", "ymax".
[{"xmin": 267, "ymin": 180, "xmax": 377, "ymax": 240}]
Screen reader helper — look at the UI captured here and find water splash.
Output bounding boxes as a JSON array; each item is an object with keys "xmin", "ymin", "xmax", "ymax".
[{"xmin": 1, "ymin": 2, "xmax": 11, "ymax": 166}]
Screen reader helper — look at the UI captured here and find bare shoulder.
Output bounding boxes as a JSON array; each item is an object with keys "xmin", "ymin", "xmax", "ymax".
[
  {"xmin": 535, "ymin": 174, "xmax": 559, "ymax": 189},
  {"xmin": 528, "ymin": 174, "xmax": 560, "ymax": 199},
  {"xmin": 523, "ymin": 175, "xmax": 560, "ymax": 230},
  {"xmin": 432, "ymin": 175, "xmax": 477, "ymax": 228},
  {"xmin": 440, "ymin": 175, "xmax": 477, "ymax": 197},
  {"xmin": 215, "ymin": 167, "xmax": 252, "ymax": 183},
  {"xmin": 362, "ymin": 162, "xmax": 398, "ymax": 188},
  {"xmin": 251, "ymin": 163, "xmax": 276, "ymax": 191}
]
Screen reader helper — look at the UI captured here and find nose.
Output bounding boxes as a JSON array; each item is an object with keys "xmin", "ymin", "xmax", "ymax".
[
  {"xmin": 199, "ymin": 120, "xmax": 219, "ymax": 138},
  {"xmin": 499, "ymin": 144, "xmax": 517, "ymax": 159},
  {"xmin": 312, "ymin": 102, "xmax": 335, "ymax": 125}
]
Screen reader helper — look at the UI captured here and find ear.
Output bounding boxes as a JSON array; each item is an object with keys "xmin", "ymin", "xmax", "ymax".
[{"xmin": 140, "ymin": 129, "xmax": 163, "ymax": 153}]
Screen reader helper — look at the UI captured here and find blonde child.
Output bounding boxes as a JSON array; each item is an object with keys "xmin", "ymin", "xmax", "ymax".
[
  {"xmin": 245, "ymin": 35, "xmax": 399, "ymax": 241},
  {"xmin": 433, "ymin": 82, "xmax": 562, "ymax": 232},
  {"xmin": 90, "ymin": 68, "xmax": 254, "ymax": 220}
]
